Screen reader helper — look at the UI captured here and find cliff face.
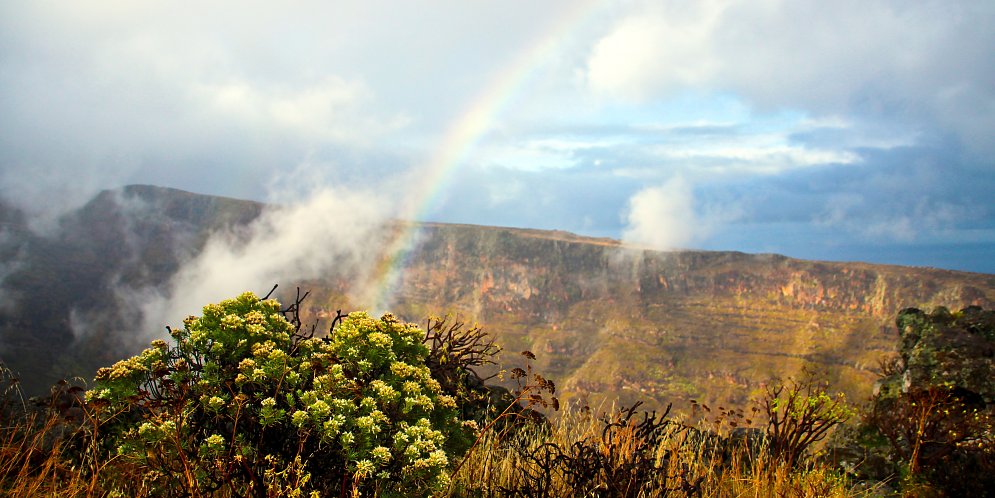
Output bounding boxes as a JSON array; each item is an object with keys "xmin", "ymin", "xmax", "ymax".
[
  {"xmin": 394, "ymin": 224, "xmax": 992, "ymax": 321},
  {"xmin": 374, "ymin": 224, "xmax": 995, "ymax": 412},
  {"xmin": 3, "ymin": 186, "xmax": 994, "ymax": 414}
]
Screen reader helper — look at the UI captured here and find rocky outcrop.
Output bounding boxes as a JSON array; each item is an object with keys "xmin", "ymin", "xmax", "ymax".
[
  {"xmin": 857, "ymin": 306, "xmax": 995, "ymax": 495},
  {"xmin": 396, "ymin": 224, "xmax": 994, "ymax": 322},
  {"xmin": 876, "ymin": 306, "xmax": 995, "ymax": 403}
]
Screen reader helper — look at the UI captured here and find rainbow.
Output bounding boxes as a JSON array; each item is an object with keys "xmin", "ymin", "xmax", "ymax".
[{"xmin": 367, "ymin": 1, "xmax": 608, "ymax": 312}]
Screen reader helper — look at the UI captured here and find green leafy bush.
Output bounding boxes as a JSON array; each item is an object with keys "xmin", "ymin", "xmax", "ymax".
[
  {"xmin": 763, "ymin": 372, "xmax": 853, "ymax": 468},
  {"xmin": 87, "ymin": 291, "xmax": 474, "ymax": 497}
]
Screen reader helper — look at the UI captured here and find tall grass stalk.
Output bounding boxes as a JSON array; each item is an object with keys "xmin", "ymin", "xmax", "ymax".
[
  {"xmin": 1, "ymin": 403, "xmax": 90, "ymax": 496},
  {"xmin": 447, "ymin": 405, "xmax": 873, "ymax": 498}
]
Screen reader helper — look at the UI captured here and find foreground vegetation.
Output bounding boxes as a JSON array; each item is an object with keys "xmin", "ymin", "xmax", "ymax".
[{"xmin": 1, "ymin": 291, "xmax": 992, "ymax": 496}]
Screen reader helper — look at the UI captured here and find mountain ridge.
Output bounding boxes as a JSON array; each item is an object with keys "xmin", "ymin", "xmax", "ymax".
[
  {"xmin": 374, "ymin": 219, "xmax": 992, "ymax": 411},
  {"xmin": 1, "ymin": 185, "xmax": 993, "ymax": 415}
]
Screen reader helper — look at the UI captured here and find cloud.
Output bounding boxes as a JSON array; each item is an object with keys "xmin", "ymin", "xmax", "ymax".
[
  {"xmin": 0, "ymin": 228, "xmax": 24, "ymax": 313},
  {"xmin": 818, "ymin": 191, "xmax": 968, "ymax": 243},
  {"xmin": 587, "ymin": 3, "xmax": 720, "ymax": 100},
  {"xmin": 642, "ymin": 141, "xmax": 860, "ymax": 175},
  {"xmin": 621, "ymin": 176, "xmax": 699, "ymax": 250},
  {"xmin": 476, "ymin": 112, "xmax": 870, "ymax": 188},
  {"xmin": 0, "ymin": 0, "xmax": 990, "ymax": 275},
  {"xmin": 0, "ymin": 1, "xmax": 412, "ymax": 228},
  {"xmin": 193, "ymin": 77, "xmax": 410, "ymax": 145},
  {"xmin": 425, "ymin": 160, "xmax": 639, "ymax": 236},
  {"xmin": 124, "ymin": 186, "xmax": 394, "ymax": 342},
  {"xmin": 585, "ymin": 0, "xmax": 995, "ymax": 154}
]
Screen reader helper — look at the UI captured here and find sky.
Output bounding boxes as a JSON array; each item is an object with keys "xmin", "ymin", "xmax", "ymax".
[{"xmin": 2, "ymin": 0, "xmax": 994, "ymax": 274}]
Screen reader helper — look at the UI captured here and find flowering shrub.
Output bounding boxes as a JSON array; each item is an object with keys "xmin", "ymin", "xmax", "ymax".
[{"xmin": 88, "ymin": 292, "xmax": 473, "ymax": 497}]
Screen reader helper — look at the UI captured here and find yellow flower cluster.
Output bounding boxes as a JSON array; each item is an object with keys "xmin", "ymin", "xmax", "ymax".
[
  {"xmin": 368, "ymin": 331, "xmax": 393, "ymax": 349},
  {"xmin": 355, "ymin": 410, "xmax": 389, "ymax": 435},
  {"xmin": 369, "ymin": 380, "xmax": 399, "ymax": 402},
  {"xmin": 204, "ymin": 434, "xmax": 225, "ymax": 447},
  {"xmin": 221, "ymin": 314, "xmax": 244, "ymax": 330},
  {"xmin": 354, "ymin": 459, "xmax": 376, "ymax": 479},
  {"xmin": 95, "ymin": 356, "xmax": 147, "ymax": 381},
  {"xmin": 309, "ymin": 399, "xmax": 331, "ymax": 419},
  {"xmin": 205, "ymin": 395, "xmax": 225, "ymax": 411},
  {"xmin": 371, "ymin": 446, "xmax": 392, "ymax": 464}
]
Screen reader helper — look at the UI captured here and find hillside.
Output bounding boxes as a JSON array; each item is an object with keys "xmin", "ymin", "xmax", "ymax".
[
  {"xmin": 2, "ymin": 185, "xmax": 994, "ymax": 415},
  {"xmin": 0, "ymin": 186, "xmax": 264, "ymax": 393},
  {"xmin": 359, "ymin": 223, "xmax": 995, "ymax": 412}
]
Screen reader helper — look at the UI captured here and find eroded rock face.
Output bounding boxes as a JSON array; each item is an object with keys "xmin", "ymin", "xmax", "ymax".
[
  {"xmin": 890, "ymin": 306, "xmax": 995, "ymax": 402},
  {"xmin": 389, "ymin": 223, "xmax": 995, "ymax": 414}
]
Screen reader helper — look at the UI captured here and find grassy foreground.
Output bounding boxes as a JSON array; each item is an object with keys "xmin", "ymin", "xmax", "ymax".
[
  {"xmin": 1, "ymin": 390, "xmax": 875, "ymax": 497},
  {"xmin": 9, "ymin": 293, "xmax": 991, "ymax": 496},
  {"xmin": 443, "ymin": 405, "xmax": 873, "ymax": 498}
]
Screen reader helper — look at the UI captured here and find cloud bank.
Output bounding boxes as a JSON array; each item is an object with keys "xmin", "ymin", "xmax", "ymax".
[{"xmin": 124, "ymin": 187, "xmax": 394, "ymax": 342}]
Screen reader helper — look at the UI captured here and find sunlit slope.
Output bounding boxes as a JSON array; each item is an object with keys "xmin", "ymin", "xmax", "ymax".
[{"xmin": 372, "ymin": 223, "xmax": 995, "ymax": 413}]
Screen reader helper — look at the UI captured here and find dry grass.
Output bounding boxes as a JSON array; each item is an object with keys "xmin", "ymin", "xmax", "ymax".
[
  {"xmin": 446, "ymin": 406, "xmax": 876, "ymax": 498},
  {"xmin": 1, "ymin": 404, "xmax": 86, "ymax": 496},
  {"xmin": 1, "ymin": 373, "xmax": 873, "ymax": 498},
  {"xmin": 0, "ymin": 365, "xmax": 112, "ymax": 498},
  {"xmin": 0, "ymin": 405, "xmax": 879, "ymax": 498}
]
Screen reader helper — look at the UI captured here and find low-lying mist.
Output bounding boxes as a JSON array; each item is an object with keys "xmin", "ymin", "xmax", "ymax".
[
  {"xmin": 123, "ymin": 187, "xmax": 394, "ymax": 344},
  {"xmin": 0, "ymin": 183, "xmax": 402, "ymax": 393}
]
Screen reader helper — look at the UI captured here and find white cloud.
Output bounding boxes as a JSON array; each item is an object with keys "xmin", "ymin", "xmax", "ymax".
[
  {"xmin": 609, "ymin": 121, "xmax": 863, "ymax": 180},
  {"xmin": 126, "ymin": 186, "xmax": 394, "ymax": 341},
  {"xmin": 0, "ymin": 228, "xmax": 24, "ymax": 313},
  {"xmin": 0, "ymin": 0, "xmax": 413, "ymax": 224},
  {"xmin": 621, "ymin": 174, "xmax": 745, "ymax": 250},
  {"xmin": 480, "ymin": 142, "xmax": 578, "ymax": 172},
  {"xmin": 587, "ymin": 2, "xmax": 721, "ymax": 100},
  {"xmin": 621, "ymin": 176, "xmax": 698, "ymax": 250},
  {"xmin": 0, "ymin": 0, "xmax": 990, "ymax": 275},
  {"xmin": 585, "ymin": 0, "xmax": 995, "ymax": 154},
  {"xmin": 194, "ymin": 77, "xmax": 410, "ymax": 145},
  {"xmin": 648, "ymin": 143, "xmax": 860, "ymax": 174}
]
